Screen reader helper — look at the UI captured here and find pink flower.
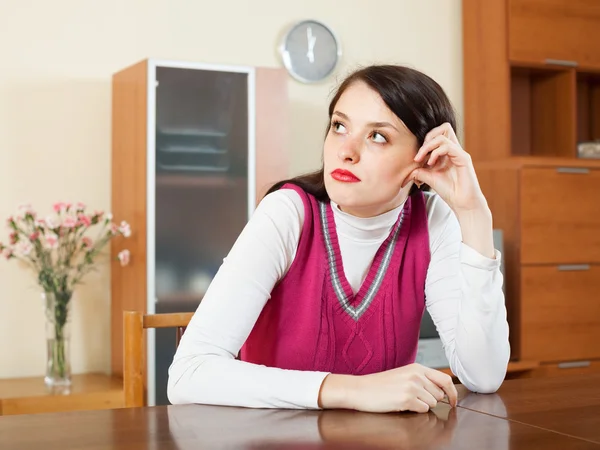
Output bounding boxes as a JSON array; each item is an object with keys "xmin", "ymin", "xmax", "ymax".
[
  {"xmin": 6, "ymin": 216, "xmax": 14, "ymax": 227},
  {"xmin": 109, "ymin": 223, "xmax": 119, "ymax": 235},
  {"xmin": 63, "ymin": 216, "xmax": 77, "ymax": 228},
  {"xmin": 76, "ymin": 202, "xmax": 86, "ymax": 211},
  {"xmin": 18, "ymin": 241, "xmax": 33, "ymax": 256},
  {"xmin": 9, "ymin": 232, "xmax": 18, "ymax": 245},
  {"xmin": 35, "ymin": 219, "xmax": 46, "ymax": 228},
  {"xmin": 117, "ymin": 249, "xmax": 130, "ymax": 266},
  {"xmin": 77, "ymin": 214, "xmax": 91, "ymax": 227},
  {"xmin": 45, "ymin": 216, "xmax": 58, "ymax": 229},
  {"xmin": 119, "ymin": 221, "xmax": 131, "ymax": 237},
  {"xmin": 2, "ymin": 247, "xmax": 14, "ymax": 259},
  {"xmin": 82, "ymin": 237, "xmax": 93, "ymax": 249},
  {"xmin": 53, "ymin": 202, "xmax": 68, "ymax": 213},
  {"xmin": 45, "ymin": 235, "xmax": 59, "ymax": 249},
  {"xmin": 29, "ymin": 232, "xmax": 40, "ymax": 242}
]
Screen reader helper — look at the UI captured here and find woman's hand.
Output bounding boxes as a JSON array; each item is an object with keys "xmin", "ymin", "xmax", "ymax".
[
  {"xmin": 411, "ymin": 123, "xmax": 486, "ymax": 215},
  {"xmin": 410, "ymin": 123, "xmax": 496, "ymax": 259},
  {"xmin": 318, "ymin": 363, "xmax": 458, "ymax": 413}
]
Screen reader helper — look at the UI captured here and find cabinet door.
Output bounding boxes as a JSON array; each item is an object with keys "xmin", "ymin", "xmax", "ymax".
[
  {"xmin": 153, "ymin": 66, "xmax": 251, "ymax": 405},
  {"xmin": 521, "ymin": 265, "xmax": 600, "ymax": 362},
  {"xmin": 509, "ymin": 0, "xmax": 600, "ymax": 69},
  {"xmin": 520, "ymin": 166, "xmax": 600, "ymax": 264}
]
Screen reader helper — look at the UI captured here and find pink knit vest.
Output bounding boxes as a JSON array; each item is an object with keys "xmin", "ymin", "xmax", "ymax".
[{"xmin": 240, "ymin": 184, "xmax": 431, "ymax": 375}]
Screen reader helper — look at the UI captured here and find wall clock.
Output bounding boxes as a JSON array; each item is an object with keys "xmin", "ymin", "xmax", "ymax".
[{"xmin": 279, "ymin": 20, "xmax": 342, "ymax": 83}]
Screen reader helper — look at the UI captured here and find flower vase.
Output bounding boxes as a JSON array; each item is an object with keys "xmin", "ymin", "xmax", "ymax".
[{"xmin": 42, "ymin": 291, "xmax": 72, "ymax": 391}]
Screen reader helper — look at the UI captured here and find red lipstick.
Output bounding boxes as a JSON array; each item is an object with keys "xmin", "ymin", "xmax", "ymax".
[{"xmin": 331, "ymin": 169, "xmax": 361, "ymax": 183}]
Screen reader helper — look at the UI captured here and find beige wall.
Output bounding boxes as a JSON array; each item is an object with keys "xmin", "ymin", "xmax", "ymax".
[{"xmin": 0, "ymin": 0, "xmax": 463, "ymax": 378}]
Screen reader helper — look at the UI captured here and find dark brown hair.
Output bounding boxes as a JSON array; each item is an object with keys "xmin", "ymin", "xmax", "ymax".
[{"xmin": 266, "ymin": 65, "xmax": 457, "ymax": 201}]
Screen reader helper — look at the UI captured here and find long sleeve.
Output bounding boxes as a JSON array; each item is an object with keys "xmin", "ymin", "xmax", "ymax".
[
  {"xmin": 167, "ymin": 190, "xmax": 329, "ymax": 409},
  {"xmin": 424, "ymin": 195, "xmax": 510, "ymax": 393}
]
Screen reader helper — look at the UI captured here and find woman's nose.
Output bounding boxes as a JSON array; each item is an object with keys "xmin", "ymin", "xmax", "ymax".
[{"xmin": 338, "ymin": 139, "xmax": 360, "ymax": 163}]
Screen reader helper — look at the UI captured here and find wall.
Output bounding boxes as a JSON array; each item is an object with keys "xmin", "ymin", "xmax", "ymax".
[{"xmin": 0, "ymin": 0, "xmax": 463, "ymax": 378}]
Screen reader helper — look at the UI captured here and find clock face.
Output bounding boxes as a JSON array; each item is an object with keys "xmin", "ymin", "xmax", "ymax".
[{"xmin": 280, "ymin": 20, "xmax": 341, "ymax": 83}]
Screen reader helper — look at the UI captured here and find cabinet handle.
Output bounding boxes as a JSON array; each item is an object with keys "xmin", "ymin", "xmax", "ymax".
[
  {"xmin": 556, "ymin": 167, "xmax": 590, "ymax": 174},
  {"xmin": 558, "ymin": 361, "xmax": 591, "ymax": 369},
  {"xmin": 557, "ymin": 264, "xmax": 591, "ymax": 271},
  {"xmin": 545, "ymin": 58, "xmax": 578, "ymax": 67}
]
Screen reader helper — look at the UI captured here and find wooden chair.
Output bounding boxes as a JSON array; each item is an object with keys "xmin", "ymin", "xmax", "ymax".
[{"xmin": 122, "ymin": 310, "xmax": 194, "ymax": 408}]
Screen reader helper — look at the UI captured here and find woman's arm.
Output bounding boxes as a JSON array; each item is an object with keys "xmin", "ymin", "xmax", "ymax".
[
  {"xmin": 424, "ymin": 194, "xmax": 510, "ymax": 393},
  {"xmin": 167, "ymin": 190, "xmax": 329, "ymax": 409}
]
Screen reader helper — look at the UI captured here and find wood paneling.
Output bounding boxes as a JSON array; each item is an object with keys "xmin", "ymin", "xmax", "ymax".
[
  {"xmin": 530, "ymin": 69, "xmax": 577, "ymax": 157},
  {"xmin": 509, "ymin": 0, "xmax": 600, "ymax": 69},
  {"xmin": 110, "ymin": 60, "xmax": 149, "ymax": 377},
  {"xmin": 521, "ymin": 265, "xmax": 600, "ymax": 362},
  {"xmin": 577, "ymin": 72, "xmax": 600, "ymax": 143},
  {"xmin": 520, "ymin": 167, "xmax": 600, "ymax": 264},
  {"xmin": 462, "ymin": 0, "xmax": 511, "ymax": 161},
  {"xmin": 511, "ymin": 67, "xmax": 577, "ymax": 157}
]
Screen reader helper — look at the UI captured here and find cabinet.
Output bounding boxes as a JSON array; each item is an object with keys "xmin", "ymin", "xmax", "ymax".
[
  {"xmin": 110, "ymin": 59, "xmax": 289, "ymax": 406},
  {"xmin": 509, "ymin": 0, "xmax": 600, "ymax": 69},
  {"xmin": 464, "ymin": 0, "xmax": 600, "ymax": 373}
]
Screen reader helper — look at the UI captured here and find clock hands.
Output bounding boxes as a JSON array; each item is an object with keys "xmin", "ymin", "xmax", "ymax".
[{"xmin": 306, "ymin": 26, "xmax": 317, "ymax": 63}]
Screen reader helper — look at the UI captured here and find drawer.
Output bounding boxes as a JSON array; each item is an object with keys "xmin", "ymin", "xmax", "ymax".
[
  {"xmin": 526, "ymin": 360, "xmax": 600, "ymax": 379},
  {"xmin": 521, "ymin": 265, "xmax": 600, "ymax": 362},
  {"xmin": 520, "ymin": 167, "xmax": 600, "ymax": 264}
]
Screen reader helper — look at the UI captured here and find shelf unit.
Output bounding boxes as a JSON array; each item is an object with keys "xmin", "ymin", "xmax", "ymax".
[
  {"xmin": 463, "ymin": 0, "xmax": 600, "ymax": 376},
  {"xmin": 110, "ymin": 59, "xmax": 289, "ymax": 406}
]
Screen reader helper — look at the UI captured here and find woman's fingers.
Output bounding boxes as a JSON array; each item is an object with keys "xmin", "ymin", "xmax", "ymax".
[
  {"xmin": 421, "ymin": 375, "xmax": 446, "ymax": 402},
  {"xmin": 425, "ymin": 369, "xmax": 458, "ymax": 407},
  {"xmin": 415, "ymin": 135, "xmax": 470, "ymax": 168},
  {"xmin": 424, "ymin": 122, "xmax": 459, "ymax": 145},
  {"xmin": 411, "ymin": 396, "xmax": 434, "ymax": 413}
]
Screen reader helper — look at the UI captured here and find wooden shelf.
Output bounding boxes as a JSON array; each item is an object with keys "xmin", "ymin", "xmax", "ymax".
[
  {"xmin": 156, "ymin": 173, "xmax": 246, "ymax": 188},
  {"xmin": 0, "ymin": 373, "xmax": 123, "ymax": 416}
]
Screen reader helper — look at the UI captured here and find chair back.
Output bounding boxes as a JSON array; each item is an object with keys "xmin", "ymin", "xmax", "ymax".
[{"xmin": 123, "ymin": 310, "xmax": 193, "ymax": 407}]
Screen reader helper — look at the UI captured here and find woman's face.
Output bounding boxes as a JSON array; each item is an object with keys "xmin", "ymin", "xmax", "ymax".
[{"xmin": 323, "ymin": 81, "xmax": 421, "ymax": 218}]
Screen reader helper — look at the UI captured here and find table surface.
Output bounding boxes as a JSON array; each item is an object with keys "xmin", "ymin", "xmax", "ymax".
[
  {"xmin": 1, "ymin": 374, "xmax": 599, "ymax": 449},
  {"xmin": 456, "ymin": 373, "xmax": 600, "ymax": 445}
]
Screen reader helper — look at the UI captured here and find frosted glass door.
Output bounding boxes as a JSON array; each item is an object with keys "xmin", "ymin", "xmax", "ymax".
[{"xmin": 153, "ymin": 66, "xmax": 249, "ymax": 405}]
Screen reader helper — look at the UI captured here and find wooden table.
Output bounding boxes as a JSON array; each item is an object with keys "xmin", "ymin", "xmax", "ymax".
[
  {"xmin": 455, "ymin": 373, "xmax": 600, "ymax": 445},
  {"xmin": 0, "ymin": 373, "xmax": 124, "ymax": 415},
  {"xmin": 0, "ymin": 374, "xmax": 599, "ymax": 449}
]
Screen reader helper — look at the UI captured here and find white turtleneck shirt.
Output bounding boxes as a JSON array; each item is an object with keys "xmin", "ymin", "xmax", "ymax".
[{"xmin": 167, "ymin": 189, "xmax": 510, "ymax": 409}]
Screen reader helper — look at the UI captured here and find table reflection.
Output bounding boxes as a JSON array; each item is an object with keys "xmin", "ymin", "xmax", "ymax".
[{"xmin": 165, "ymin": 398, "xmax": 509, "ymax": 450}]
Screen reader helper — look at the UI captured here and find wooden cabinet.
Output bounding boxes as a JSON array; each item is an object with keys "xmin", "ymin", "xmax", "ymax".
[
  {"xmin": 509, "ymin": 0, "xmax": 600, "ymax": 69},
  {"xmin": 521, "ymin": 265, "xmax": 600, "ymax": 362},
  {"xmin": 520, "ymin": 167, "xmax": 600, "ymax": 264},
  {"xmin": 465, "ymin": 0, "xmax": 600, "ymax": 376},
  {"xmin": 110, "ymin": 59, "xmax": 289, "ymax": 406}
]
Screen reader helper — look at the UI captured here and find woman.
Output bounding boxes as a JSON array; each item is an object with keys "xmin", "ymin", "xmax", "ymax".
[{"xmin": 168, "ymin": 65, "xmax": 510, "ymax": 414}]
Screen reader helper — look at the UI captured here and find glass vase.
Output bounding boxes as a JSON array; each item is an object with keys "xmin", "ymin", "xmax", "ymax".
[{"xmin": 42, "ymin": 291, "xmax": 72, "ymax": 391}]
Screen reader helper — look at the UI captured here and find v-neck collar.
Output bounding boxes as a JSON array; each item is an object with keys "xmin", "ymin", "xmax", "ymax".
[{"xmin": 319, "ymin": 199, "xmax": 409, "ymax": 321}]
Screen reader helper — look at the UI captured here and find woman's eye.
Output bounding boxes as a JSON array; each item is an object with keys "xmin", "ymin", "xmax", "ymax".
[
  {"xmin": 332, "ymin": 121, "xmax": 347, "ymax": 133},
  {"xmin": 372, "ymin": 131, "xmax": 387, "ymax": 144}
]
